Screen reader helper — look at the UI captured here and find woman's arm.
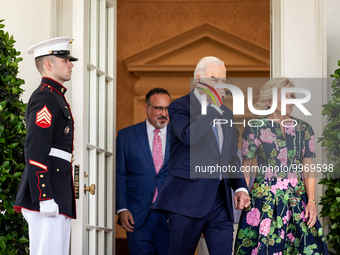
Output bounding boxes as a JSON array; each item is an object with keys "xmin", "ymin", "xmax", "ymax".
[{"xmin": 303, "ymin": 157, "xmax": 316, "ymax": 228}]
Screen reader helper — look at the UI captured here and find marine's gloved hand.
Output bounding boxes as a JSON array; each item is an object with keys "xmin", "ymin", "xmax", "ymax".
[{"xmin": 39, "ymin": 199, "xmax": 59, "ymax": 217}]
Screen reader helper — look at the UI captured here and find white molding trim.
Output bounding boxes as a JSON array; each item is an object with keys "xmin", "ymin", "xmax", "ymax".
[
  {"xmin": 315, "ymin": 0, "xmax": 327, "ymax": 79},
  {"xmin": 50, "ymin": 0, "xmax": 62, "ymax": 37},
  {"xmin": 270, "ymin": 0, "xmax": 283, "ymax": 77},
  {"xmin": 314, "ymin": 0, "xmax": 329, "ymax": 233},
  {"xmin": 70, "ymin": 0, "xmax": 87, "ymax": 254}
]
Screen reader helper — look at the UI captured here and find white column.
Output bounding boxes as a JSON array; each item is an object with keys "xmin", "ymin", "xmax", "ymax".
[
  {"xmin": 271, "ymin": 0, "xmax": 327, "ymax": 78},
  {"xmin": 271, "ymin": 0, "xmax": 327, "ymax": 220}
]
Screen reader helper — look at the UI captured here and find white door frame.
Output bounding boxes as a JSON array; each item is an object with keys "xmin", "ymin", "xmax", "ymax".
[{"xmin": 70, "ymin": 0, "xmax": 117, "ymax": 254}]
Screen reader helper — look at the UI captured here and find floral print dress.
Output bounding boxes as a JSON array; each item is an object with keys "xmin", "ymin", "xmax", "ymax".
[{"xmin": 234, "ymin": 117, "xmax": 328, "ymax": 255}]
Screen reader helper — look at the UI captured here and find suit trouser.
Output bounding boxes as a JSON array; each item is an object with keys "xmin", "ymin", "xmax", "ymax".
[
  {"xmin": 22, "ymin": 208, "xmax": 71, "ymax": 255},
  {"xmin": 126, "ymin": 209, "xmax": 170, "ymax": 255},
  {"xmin": 168, "ymin": 181, "xmax": 234, "ymax": 255}
]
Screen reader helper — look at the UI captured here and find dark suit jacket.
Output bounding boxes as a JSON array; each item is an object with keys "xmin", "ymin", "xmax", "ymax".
[
  {"xmin": 116, "ymin": 121, "xmax": 169, "ymax": 228},
  {"xmin": 153, "ymin": 90, "xmax": 247, "ymax": 221}
]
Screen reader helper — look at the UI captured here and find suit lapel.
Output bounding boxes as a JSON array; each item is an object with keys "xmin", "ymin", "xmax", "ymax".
[
  {"xmin": 189, "ymin": 90, "xmax": 200, "ymax": 118},
  {"xmin": 135, "ymin": 121, "xmax": 155, "ymax": 172},
  {"xmin": 220, "ymin": 106, "xmax": 231, "ymax": 156},
  {"xmin": 164, "ymin": 131, "xmax": 169, "ymax": 165},
  {"xmin": 190, "ymin": 90, "xmax": 220, "ymax": 153}
]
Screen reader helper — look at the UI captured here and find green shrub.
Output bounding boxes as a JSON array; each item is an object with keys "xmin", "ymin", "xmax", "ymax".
[
  {"xmin": 318, "ymin": 60, "xmax": 340, "ymax": 255},
  {"xmin": 0, "ymin": 19, "xmax": 28, "ymax": 254}
]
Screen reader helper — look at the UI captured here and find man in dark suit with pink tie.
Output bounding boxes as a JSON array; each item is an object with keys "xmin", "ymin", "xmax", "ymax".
[{"xmin": 116, "ymin": 88, "xmax": 171, "ymax": 255}]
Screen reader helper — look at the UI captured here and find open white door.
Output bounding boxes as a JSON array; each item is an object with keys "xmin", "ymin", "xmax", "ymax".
[{"xmin": 70, "ymin": 0, "xmax": 117, "ymax": 254}]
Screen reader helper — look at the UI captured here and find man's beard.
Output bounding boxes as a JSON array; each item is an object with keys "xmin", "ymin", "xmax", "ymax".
[{"xmin": 156, "ymin": 116, "xmax": 168, "ymax": 128}]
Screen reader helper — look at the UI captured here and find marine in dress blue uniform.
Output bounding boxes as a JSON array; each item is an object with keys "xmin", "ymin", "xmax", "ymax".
[
  {"xmin": 14, "ymin": 37, "xmax": 77, "ymax": 255},
  {"xmin": 14, "ymin": 77, "xmax": 76, "ymax": 218}
]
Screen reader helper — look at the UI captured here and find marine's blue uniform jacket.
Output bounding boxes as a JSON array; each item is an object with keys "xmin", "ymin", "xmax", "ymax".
[{"xmin": 14, "ymin": 77, "xmax": 76, "ymax": 219}]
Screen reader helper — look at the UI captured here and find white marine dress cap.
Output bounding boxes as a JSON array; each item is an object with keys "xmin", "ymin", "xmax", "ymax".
[{"xmin": 27, "ymin": 37, "xmax": 78, "ymax": 61}]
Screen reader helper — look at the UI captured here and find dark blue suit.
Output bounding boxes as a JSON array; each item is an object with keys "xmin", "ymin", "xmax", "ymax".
[
  {"xmin": 153, "ymin": 91, "xmax": 248, "ymax": 254},
  {"xmin": 116, "ymin": 121, "xmax": 170, "ymax": 254}
]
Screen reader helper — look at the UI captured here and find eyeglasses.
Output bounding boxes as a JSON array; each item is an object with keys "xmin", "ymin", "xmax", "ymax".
[
  {"xmin": 148, "ymin": 104, "xmax": 169, "ymax": 112},
  {"xmin": 197, "ymin": 77, "xmax": 234, "ymax": 96}
]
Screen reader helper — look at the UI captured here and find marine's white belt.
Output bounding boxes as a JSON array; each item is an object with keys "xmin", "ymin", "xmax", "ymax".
[{"xmin": 49, "ymin": 148, "xmax": 72, "ymax": 162}]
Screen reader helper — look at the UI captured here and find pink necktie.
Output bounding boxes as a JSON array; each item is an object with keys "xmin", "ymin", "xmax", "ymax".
[{"xmin": 152, "ymin": 129, "xmax": 163, "ymax": 202}]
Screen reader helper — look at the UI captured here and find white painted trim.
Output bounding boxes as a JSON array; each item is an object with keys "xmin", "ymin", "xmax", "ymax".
[
  {"xmin": 270, "ymin": 0, "xmax": 283, "ymax": 78},
  {"xmin": 51, "ymin": 0, "xmax": 61, "ymax": 37},
  {"xmin": 89, "ymin": 0, "xmax": 98, "ymax": 67},
  {"xmin": 270, "ymin": 0, "xmax": 328, "ymax": 225},
  {"xmin": 108, "ymin": 4, "xmax": 117, "ymax": 253},
  {"xmin": 97, "ymin": 152, "xmax": 106, "ymax": 254},
  {"xmin": 315, "ymin": 0, "xmax": 328, "ymax": 79},
  {"xmin": 99, "ymin": 74, "xmax": 106, "ymax": 149},
  {"xmin": 70, "ymin": 0, "xmax": 88, "ymax": 254},
  {"xmin": 315, "ymin": 0, "xmax": 329, "ymax": 231}
]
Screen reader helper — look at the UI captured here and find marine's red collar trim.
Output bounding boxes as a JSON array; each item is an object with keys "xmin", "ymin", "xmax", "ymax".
[{"xmin": 40, "ymin": 77, "xmax": 67, "ymax": 95}]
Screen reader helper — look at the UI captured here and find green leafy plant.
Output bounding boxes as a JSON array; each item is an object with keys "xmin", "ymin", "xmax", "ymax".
[
  {"xmin": 0, "ymin": 19, "xmax": 28, "ymax": 254},
  {"xmin": 318, "ymin": 60, "xmax": 340, "ymax": 255}
]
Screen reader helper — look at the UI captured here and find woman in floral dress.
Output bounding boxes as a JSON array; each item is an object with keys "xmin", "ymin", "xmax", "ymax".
[{"xmin": 234, "ymin": 78, "xmax": 328, "ymax": 255}]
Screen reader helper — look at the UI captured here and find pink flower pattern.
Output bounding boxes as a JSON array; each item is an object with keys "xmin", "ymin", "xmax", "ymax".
[
  {"xmin": 254, "ymin": 138, "xmax": 261, "ymax": 147},
  {"xmin": 277, "ymin": 147, "xmax": 287, "ymax": 166},
  {"xmin": 246, "ymin": 208, "xmax": 261, "ymax": 227},
  {"xmin": 300, "ymin": 211, "xmax": 307, "ymax": 222},
  {"xmin": 271, "ymin": 185, "xmax": 277, "ymax": 195},
  {"xmin": 242, "ymin": 138, "xmax": 249, "ymax": 156},
  {"xmin": 287, "ymin": 172, "xmax": 297, "ymax": 179},
  {"xmin": 259, "ymin": 128, "xmax": 276, "ymax": 143},
  {"xmin": 280, "ymin": 230, "xmax": 285, "ymax": 239},
  {"xmin": 287, "ymin": 233, "xmax": 295, "ymax": 243},
  {"xmin": 309, "ymin": 135, "xmax": 315, "ymax": 153},
  {"xmin": 259, "ymin": 218, "xmax": 271, "ymax": 236},
  {"xmin": 289, "ymin": 178, "xmax": 298, "ymax": 188},
  {"xmin": 236, "ymin": 120, "xmax": 325, "ymax": 255},
  {"xmin": 265, "ymin": 170, "xmax": 274, "ymax": 180},
  {"xmin": 285, "ymin": 122, "xmax": 296, "ymax": 136},
  {"xmin": 251, "ymin": 247, "xmax": 258, "ymax": 255},
  {"xmin": 283, "ymin": 210, "xmax": 292, "ymax": 224},
  {"xmin": 277, "ymin": 178, "xmax": 289, "ymax": 190},
  {"xmin": 287, "ymin": 172, "xmax": 298, "ymax": 187},
  {"xmin": 271, "ymin": 178, "xmax": 290, "ymax": 194}
]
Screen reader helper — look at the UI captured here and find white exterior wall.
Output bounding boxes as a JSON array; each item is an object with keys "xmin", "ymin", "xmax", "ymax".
[
  {"xmin": 0, "ymin": 0, "xmax": 73, "ymax": 104},
  {"xmin": 0, "ymin": 0, "xmax": 52, "ymax": 103},
  {"xmin": 327, "ymin": 0, "xmax": 340, "ymax": 87}
]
